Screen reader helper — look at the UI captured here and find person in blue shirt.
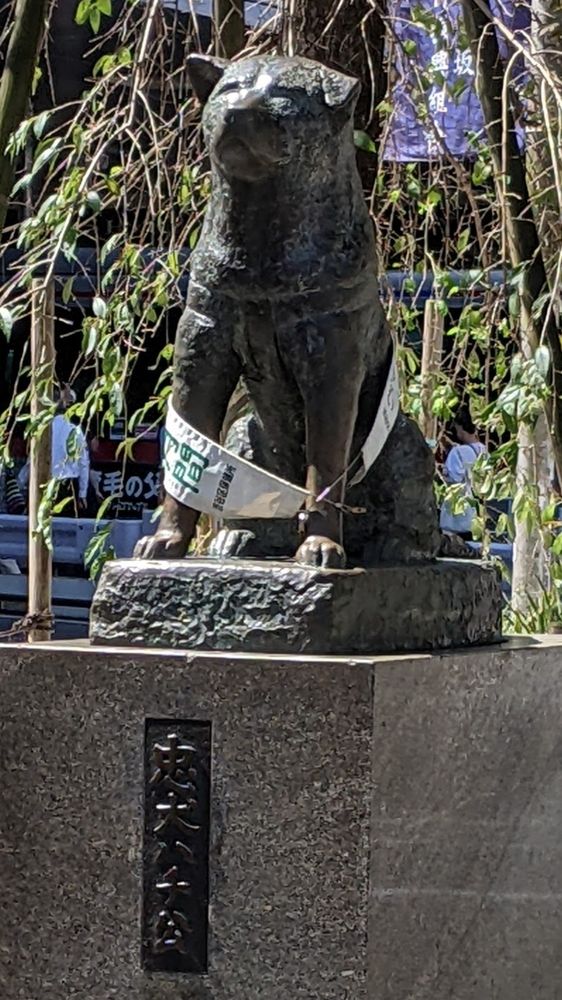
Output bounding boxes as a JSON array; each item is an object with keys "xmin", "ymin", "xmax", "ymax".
[{"xmin": 439, "ymin": 408, "xmax": 486, "ymax": 539}]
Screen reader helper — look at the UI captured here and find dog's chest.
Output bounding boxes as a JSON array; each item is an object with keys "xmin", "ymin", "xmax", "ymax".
[{"xmin": 232, "ymin": 302, "xmax": 282, "ymax": 383}]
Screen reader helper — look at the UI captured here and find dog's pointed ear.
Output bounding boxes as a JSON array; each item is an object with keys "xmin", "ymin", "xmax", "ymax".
[
  {"xmin": 321, "ymin": 68, "xmax": 361, "ymax": 112},
  {"xmin": 187, "ymin": 54, "xmax": 229, "ymax": 105}
]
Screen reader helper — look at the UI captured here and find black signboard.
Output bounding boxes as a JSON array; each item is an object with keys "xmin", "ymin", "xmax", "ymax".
[{"xmin": 90, "ymin": 461, "xmax": 161, "ymax": 518}]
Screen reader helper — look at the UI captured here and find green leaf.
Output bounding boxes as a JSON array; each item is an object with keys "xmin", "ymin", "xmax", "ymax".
[
  {"xmin": 6, "ymin": 119, "xmax": 33, "ymax": 158},
  {"xmin": 33, "ymin": 111, "xmax": 50, "ymax": 140},
  {"xmin": 102, "ymin": 345, "xmax": 120, "ymax": 376},
  {"xmin": 353, "ymin": 130, "xmax": 377, "ymax": 154},
  {"xmin": 33, "ymin": 137, "xmax": 63, "ymax": 174},
  {"xmin": 456, "ymin": 227, "xmax": 470, "ymax": 254},
  {"xmin": 82, "ymin": 323, "xmax": 98, "ymax": 356},
  {"xmin": 110, "ymin": 385, "xmax": 124, "ymax": 416},
  {"xmin": 84, "ymin": 521, "xmax": 115, "ymax": 580},
  {"xmin": 62, "ymin": 276, "xmax": 74, "ymax": 305},
  {"xmin": 89, "ymin": 7, "xmax": 101, "ymax": 32},
  {"xmin": 426, "ymin": 188, "xmax": 441, "ymax": 208},
  {"xmin": 117, "ymin": 46, "xmax": 132, "ymax": 67},
  {"xmin": 551, "ymin": 533, "xmax": 562, "ymax": 556},
  {"xmin": 542, "ymin": 501, "xmax": 558, "ymax": 525},
  {"xmin": 101, "ymin": 233, "xmax": 121, "ymax": 264},
  {"xmin": 472, "ymin": 159, "xmax": 492, "ymax": 185},
  {"xmin": 0, "ymin": 306, "xmax": 13, "ymax": 339},
  {"xmin": 86, "ymin": 190, "xmax": 102, "ymax": 213},
  {"xmin": 167, "ymin": 250, "xmax": 180, "ymax": 277},
  {"xmin": 31, "ymin": 66, "xmax": 43, "ymax": 96},
  {"xmin": 377, "ymin": 99, "xmax": 393, "ymax": 116},
  {"xmin": 75, "ymin": 0, "xmax": 90, "ymax": 25},
  {"xmin": 510, "ymin": 353, "xmax": 522, "ymax": 379},
  {"xmin": 98, "ymin": 0, "xmax": 112, "ymax": 14},
  {"xmin": 531, "ymin": 289, "xmax": 550, "ymax": 320},
  {"xmin": 93, "ymin": 296, "xmax": 107, "ymax": 319},
  {"xmin": 93, "ymin": 54, "xmax": 113, "ymax": 77},
  {"xmin": 534, "ymin": 345, "xmax": 550, "ymax": 378},
  {"xmin": 11, "ymin": 172, "xmax": 33, "ymax": 195},
  {"xmin": 96, "ymin": 495, "xmax": 115, "ymax": 521},
  {"xmin": 52, "ymin": 495, "xmax": 73, "ymax": 515},
  {"xmin": 36, "ymin": 193, "xmax": 58, "ymax": 221}
]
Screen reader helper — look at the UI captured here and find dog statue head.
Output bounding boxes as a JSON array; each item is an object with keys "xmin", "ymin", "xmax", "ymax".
[{"xmin": 187, "ymin": 54, "xmax": 361, "ymax": 183}]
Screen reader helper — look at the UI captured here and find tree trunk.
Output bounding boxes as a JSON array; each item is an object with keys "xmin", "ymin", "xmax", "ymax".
[
  {"xmin": 511, "ymin": 402, "xmax": 552, "ymax": 618},
  {"xmin": 527, "ymin": 0, "xmax": 562, "ymax": 304},
  {"xmin": 0, "ymin": 0, "xmax": 50, "ymax": 239},
  {"xmin": 461, "ymin": 0, "xmax": 562, "ymax": 483},
  {"xmin": 28, "ymin": 278, "xmax": 54, "ymax": 642},
  {"xmin": 214, "ymin": 0, "xmax": 245, "ymax": 59},
  {"xmin": 510, "ymin": 0, "xmax": 562, "ymax": 618},
  {"xmin": 420, "ymin": 298, "xmax": 445, "ymax": 446},
  {"xmin": 461, "ymin": 0, "xmax": 562, "ymax": 618}
]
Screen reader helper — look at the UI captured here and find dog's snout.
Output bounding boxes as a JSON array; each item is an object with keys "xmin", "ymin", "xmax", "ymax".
[
  {"xmin": 224, "ymin": 104, "xmax": 269, "ymax": 130},
  {"xmin": 223, "ymin": 88, "xmax": 265, "ymax": 120}
]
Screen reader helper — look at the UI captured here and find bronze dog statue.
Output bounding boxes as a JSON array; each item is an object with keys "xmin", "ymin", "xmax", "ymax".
[{"xmin": 135, "ymin": 54, "xmax": 439, "ymax": 568}]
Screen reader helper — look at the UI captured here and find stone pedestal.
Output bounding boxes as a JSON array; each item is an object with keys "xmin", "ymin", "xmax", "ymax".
[
  {"xmin": 90, "ymin": 556, "xmax": 502, "ymax": 654},
  {"xmin": 0, "ymin": 638, "xmax": 561, "ymax": 999}
]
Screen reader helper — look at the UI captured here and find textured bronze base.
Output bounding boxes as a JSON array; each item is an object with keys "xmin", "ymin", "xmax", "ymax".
[{"xmin": 90, "ymin": 557, "xmax": 502, "ymax": 655}]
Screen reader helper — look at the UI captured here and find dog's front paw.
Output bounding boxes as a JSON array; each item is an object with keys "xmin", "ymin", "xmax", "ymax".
[
  {"xmin": 133, "ymin": 530, "xmax": 188, "ymax": 560},
  {"xmin": 208, "ymin": 528, "xmax": 259, "ymax": 559},
  {"xmin": 295, "ymin": 535, "xmax": 347, "ymax": 569}
]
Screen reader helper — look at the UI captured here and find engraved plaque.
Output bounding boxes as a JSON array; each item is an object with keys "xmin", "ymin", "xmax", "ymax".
[{"xmin": 142, "ymin": 720, "xmax": 211, "ymax": 974}]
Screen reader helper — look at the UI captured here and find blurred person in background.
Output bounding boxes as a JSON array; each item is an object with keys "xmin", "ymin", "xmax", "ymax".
[
  {"xmin": 0, "ymin": 452, "xmax": 26, "ymax": 515},
  {"xmin": 18, "ymin": 385, "xmax": 90, "ymax": 515},
  {"xmin": 439, "ymin": 408, "xmax": 486, "ymax": 540}
]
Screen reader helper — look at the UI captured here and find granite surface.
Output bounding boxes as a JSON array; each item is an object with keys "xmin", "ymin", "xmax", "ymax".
[
  {"xmin": 90, "ymin": 556, "xmax": 502, "ymax": 654},
  {"xmin": 1, "ymin": 638, "xmax": 561, "ymax": 999},
  {"xmin": 0, "ymin": 643, "xmax": 373, "ymax": 1000},
  {"xmin": 369, "ymin": 638, "xmax": 562, "ymax": 999}
]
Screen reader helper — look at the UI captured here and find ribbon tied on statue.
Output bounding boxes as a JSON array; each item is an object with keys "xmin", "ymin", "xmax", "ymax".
[{"xmin": 163, "ymin": 343, "xmax": 400, "ymax": 519}]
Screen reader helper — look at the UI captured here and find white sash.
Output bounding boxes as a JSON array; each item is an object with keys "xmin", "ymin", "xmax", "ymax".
[
  {"xmin": 350, "ymin": 343, "xmax": 400, "ymax": 486},
  {"xmin": 163, "ymin": 345, "xmax": 400, "ymax": 518},
  {"xmin": 163, "ymin": 405, "xmax": 309, "ymax": 519}
]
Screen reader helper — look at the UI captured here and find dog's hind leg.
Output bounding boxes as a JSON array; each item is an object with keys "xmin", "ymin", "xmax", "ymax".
[{"xmin": 350, "ymin": 413, "xmax": 441, "ymax": 564}]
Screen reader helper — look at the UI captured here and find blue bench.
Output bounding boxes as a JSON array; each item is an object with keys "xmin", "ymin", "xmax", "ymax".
[
  {"xmin": 0, "ymin": 575, "xmax": 94, "ymax": 640},
  {"xmin": 0, "ymin": 514, "xmax": 157, "ymax": 639},
  {"xmin": 0, "ymin": 514, "xmax": 149, "ymax": 569}
]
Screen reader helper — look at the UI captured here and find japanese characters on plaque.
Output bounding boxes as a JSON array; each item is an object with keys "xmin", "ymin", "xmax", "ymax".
[{"xmin": 142, "ymin": 721, "xmax": 211, "ymax": 974}]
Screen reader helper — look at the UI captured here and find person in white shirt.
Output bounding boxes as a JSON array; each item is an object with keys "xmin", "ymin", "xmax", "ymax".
[
  {"xmin": 19, "ymin": 386, "xmax": 90, "ymax": 514},
  {"xmin": 439, "ymin": 409, "xmax": 486, "ymax": 539}
]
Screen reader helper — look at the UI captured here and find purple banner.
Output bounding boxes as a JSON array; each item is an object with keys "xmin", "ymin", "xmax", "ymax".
[{"xmin": 383, "ymin": 0, "xmax": 529, "ymax": 161}]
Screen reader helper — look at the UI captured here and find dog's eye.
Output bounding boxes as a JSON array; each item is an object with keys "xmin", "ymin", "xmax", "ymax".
[
  {"xmin": 269, "ymin": 86, "xmax": 306, "ymax": 102},
  {"xmin": 216, "ymin": 81, "xmax": 241, "ymax": 97}
]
